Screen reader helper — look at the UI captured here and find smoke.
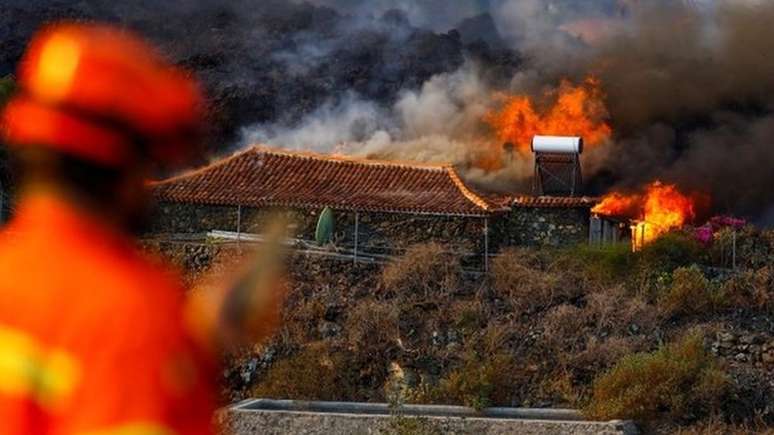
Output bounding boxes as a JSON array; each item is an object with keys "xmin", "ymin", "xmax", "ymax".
[
  {"xmin": 242, "ymin": 63, "xmax": 493, "ymax": 163},
  {"xmin": 296, "ymin": 0, "xmax": 488, "ymax": 32},
  {"xmin": 255, "ymin": 0, "xmax": 774, "ymax": 221},
  {"xmin": 4, "ymin": 0, "xmax": 774, "ymax": 222},
  {"xmin": 241, "ymin": 93, "xmax": 390, "ymax": 153},
  {"xmin": 582, "ymin": 1, "xmax": 774, "ymax": 222}
]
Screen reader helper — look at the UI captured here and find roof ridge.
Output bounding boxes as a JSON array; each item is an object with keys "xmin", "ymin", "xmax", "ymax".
[
  {"xmin": 149, "ymin": 147, "xmax": 257, "ymax": 186},
  {"xmin": 445, "ymin": 167, "xmax": 493, "ymax": 212},
  {"xmin": 248, "ymin": 144, "xmax": 451, "ymax": 172}
]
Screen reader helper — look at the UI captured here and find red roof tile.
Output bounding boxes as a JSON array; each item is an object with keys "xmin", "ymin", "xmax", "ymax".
[{"xmin": 152, "ymin": 146, "xmax": 505, "ymax": 217}]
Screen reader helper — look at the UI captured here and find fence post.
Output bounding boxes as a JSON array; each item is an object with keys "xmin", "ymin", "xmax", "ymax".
[
  {"xmin": 732, "ymin": 229, "xmax": 737, "ymax": 271},
  {"xmin": 484, "ymin": 218, "xmax": 489, "ymax": 273},
  {"xmin": 354, "ymin": 212, "xmax": 359, "ymax": 265},
  {"xmin": 236, "ymin": 205, "xmax": 242, "ymax": 247}
]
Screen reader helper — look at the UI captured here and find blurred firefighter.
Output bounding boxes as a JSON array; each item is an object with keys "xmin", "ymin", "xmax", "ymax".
[{"xmin": 0, "ymin": 23, "xmax": 283, "ymax": 434}]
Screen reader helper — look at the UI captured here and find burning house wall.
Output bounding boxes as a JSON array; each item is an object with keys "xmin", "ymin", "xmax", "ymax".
[{"xmin": 592, "ymin": 181, "xmax": 702, "ymax": 250}]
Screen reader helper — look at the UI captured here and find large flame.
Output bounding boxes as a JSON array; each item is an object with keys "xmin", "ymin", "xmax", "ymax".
[
  {"xmin": 480, "ymin": 76, "xmax": 612, "ymax": 170},
  {"xmin": 593, "ymin": 181, "xmax": 699, "ymax": 249}
]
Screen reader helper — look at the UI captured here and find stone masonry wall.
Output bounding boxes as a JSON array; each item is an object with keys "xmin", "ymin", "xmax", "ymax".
[
  {"xmin": 150, "ymin": 202, "xmax": 591, "ymax": 252},
  {"xmin": 491, "ymin": 207, "xmax": 591, "ymax": 249},
  {"xmin": 150, "ymin": 202, "xmax": 487, "ymax": 256}
]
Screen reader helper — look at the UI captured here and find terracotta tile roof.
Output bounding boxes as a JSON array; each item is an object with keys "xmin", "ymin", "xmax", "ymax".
[
  {"xmin": 152, "ymin": 146, "xmax": 507, "ymax": 217},
  {"xmin": 511, "ymin": 195, "xmax": 599, "ymax": 208}
]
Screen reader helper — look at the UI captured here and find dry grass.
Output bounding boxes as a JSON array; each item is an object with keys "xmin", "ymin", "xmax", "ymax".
[
  {"xmin": 381, "ymin": 242, "xmax": 461, "ymax": 297},
  {"xmin": 570, "ymin": 336, "xmax": 638, "ymax": 378},
  {"xmin": 409, "ymin": 352, "xmax": 521, "ymax": 410},
  {"xmin": 446, "ymin": 299, "xmax": 487, "ymax": 335},
  {"xmin": 720, "ymin": 266, "xmax": 773, "ymax": 312},
  {"xmin": 585, "ymin": 330, "xmax": 728, "ymax": 422},
  {"xmin": 345, "ymin": 298, "xmax": 400, "ymax": 354},
  {"xmin": 151, "ymin": 236, "xmax": 774, "ymax": 428},
  {"xmin": 542, "ymin": 304, "xmax": 587, "ymax": 351},
  {"xmin": 490, "ymin": 248, "xmax": 582, "ymax": 311},
  {"xmin": 251, "ymin": 342, "xmax": 357, "ymax": 401},
  {"xmin": 585, "ymin": 286, "xmax": 656, "ymax": 335},
  {"xmin": 673, "ymin": 414, "xmax": 774, "ymax": 435}
]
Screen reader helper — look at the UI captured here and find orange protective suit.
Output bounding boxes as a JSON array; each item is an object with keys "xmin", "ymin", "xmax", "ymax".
[{"xmin": 0, "ymin": 194, "xmax": 216, "ymax": 435}]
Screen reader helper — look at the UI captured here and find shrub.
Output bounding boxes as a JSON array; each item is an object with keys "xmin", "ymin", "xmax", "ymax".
[
  {"xmin": 584, "ymin": 330, "xmax": 728, "ymax": 422},
  {"xmin": 347, "ymin": 299, "xmax": 400, "ymax": 349},
  {"xmin": 562, "ymin": 243, "xmax": 635, "ymax": 285},
  {"xmin": 657, "ymin": 266, "xmax": 717, "ymax": 317},
  {"xmin": 639, "ymin": 232, "xmax": 706, "ymax": 275},
  {"xmin": 570, "ymin": 336, "xmax": 638, "ymax": 380},
  {"xmin": 413, "ymin": 352, "xmax": 520, "ymax": 410},
  {"xmin": 490, "ymin": 248, "xmax": 578, "ymax": 311},
  {"xmin": 719, "ymin": 266, "xmax": 773, "ymax": 312},
  {"xmin": 584, "ymin": 286, "xmax": 656, "ymax": 336},
  {"xmin": 542, "ymin": 304, "xmax": 587, "ymax": 351},
  {"xmin": 252, "ymin": 343, "xmax": 358, "ymax": 401},
  {"xmin": 447, "ymin": 300, "xmax": 487, "ymax": 335},
  {"xmin": 382, "ymin": 243, "xmax": 461, "ymax": 297}
]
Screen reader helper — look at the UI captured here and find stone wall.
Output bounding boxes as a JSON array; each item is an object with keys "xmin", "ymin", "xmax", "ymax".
[
  {"xmin": 491, "ymin": 207, "xmax": 590, "ymax": 248},
  {"xmin": 150, "ymin": 202, "xmax": 487, "ymax": 255},
  {"xmin": 150, "ymin": 202, "xmax": 592, "ymax": 253}
]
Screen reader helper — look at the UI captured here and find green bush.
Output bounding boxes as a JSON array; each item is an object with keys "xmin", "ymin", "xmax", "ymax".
[
  {"xmin": 561, "ymin": 243, "xmax": 635, "ymax": 285},
  {"xmin": 639, "ymin": 232, "xmax": 706, "ymax": 275},
  {"xmin": 584, "ymin": 330, "xmax": 728, "ymax": 422}
]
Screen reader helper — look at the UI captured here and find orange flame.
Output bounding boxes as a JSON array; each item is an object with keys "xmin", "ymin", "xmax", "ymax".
[
  {"xmin": 593, "ymin": 181, "xmax": 699, "ymax": 249},
  {"xmin": 480, "ymin": 76, "xmax": 612, "ymax": 170}
]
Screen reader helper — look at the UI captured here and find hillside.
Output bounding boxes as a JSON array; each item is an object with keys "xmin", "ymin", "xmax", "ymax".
[{"xmin": 147, "ymin": 226, "xmax": 774, "ymax": 434}]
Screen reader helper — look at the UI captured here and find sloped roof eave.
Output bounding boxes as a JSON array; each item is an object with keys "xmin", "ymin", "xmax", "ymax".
[{"xmin": 152, "ymin": 145, "xmax": 503, "ymax": 217}]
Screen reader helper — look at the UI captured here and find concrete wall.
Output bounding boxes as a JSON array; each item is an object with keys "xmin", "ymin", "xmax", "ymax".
[{"xmin": 217, "ymin": 400, "xmax": 638, "ymax": 435}]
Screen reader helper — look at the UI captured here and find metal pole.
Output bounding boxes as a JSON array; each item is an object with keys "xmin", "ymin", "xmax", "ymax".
[
  {"xmin": 732, "ymin": 229, "xmax": 737, "ymax": 270},
  {"xmin": 354, "ymin": 212, "xmax": 359, "ymax": 265},
  {"xmin": 236, "ymin": 205, "xmax": 242, "ymax": 246},
  {"xmin": 484, "ymin": 218, "xmax": 489, "ymax": 273},
  {"xmin": 570, "ymin": 153, "xmax": 577, "ymax": 197}
]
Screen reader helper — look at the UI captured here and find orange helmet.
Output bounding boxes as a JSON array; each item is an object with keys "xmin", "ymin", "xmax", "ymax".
[{"xmin": 1, "ymin": 23, "xmax": 205, "ymax": 167}]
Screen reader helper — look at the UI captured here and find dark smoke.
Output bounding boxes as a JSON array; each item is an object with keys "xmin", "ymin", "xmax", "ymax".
[
  {"xmin": 584, "ymin": 1, "xmax": 774, "ymax": 223},
  {"xmin": 1, "ymin": 0, "xmax": 773, "ymax": 224},
  {"xmin": 0, "ymin": 0, "xmax": 518, "ymax": 147}
]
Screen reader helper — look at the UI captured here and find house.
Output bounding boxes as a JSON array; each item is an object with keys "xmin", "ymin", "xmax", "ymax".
[{"xmin": 150, "ymin": 146, "xmax": 598, "ymax": 261}]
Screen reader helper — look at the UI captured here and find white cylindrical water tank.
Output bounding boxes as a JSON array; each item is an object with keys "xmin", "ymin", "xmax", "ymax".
[{"xmin": 531, "ymin": 136, "xmax": 583, "ymax": 154}]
